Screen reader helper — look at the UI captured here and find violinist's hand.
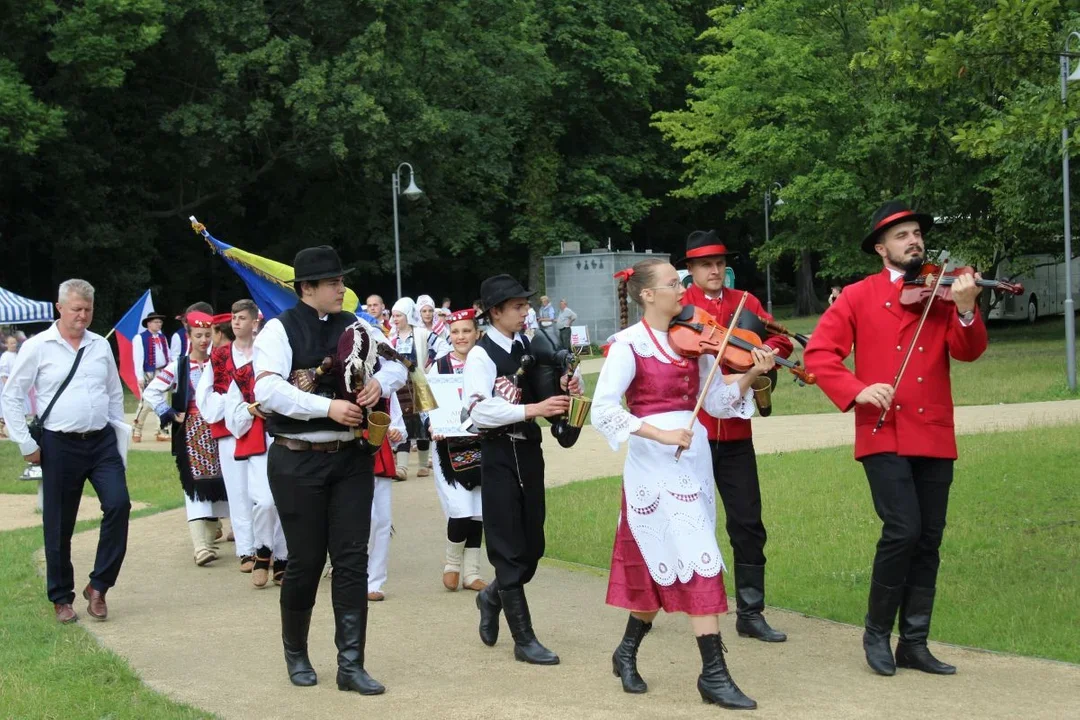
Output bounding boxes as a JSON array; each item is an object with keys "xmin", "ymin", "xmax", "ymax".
[
  {"xmin": 658, "ymin": 428, "xmax": 693, "ymax": 449},
  {"xmin": 952, "ymin": 272, "xmax": 981, "ymax": 314},
  {"xmin": 855, "ymin": 383, "xmax": 895, "ymax": 411},
  {"xmin": 356, "ymin": 380, "xmax": 384, "ymax": 408},
  {"xmin": 748, "ymin": 347, "xmax": 776, "ymax": 376}
]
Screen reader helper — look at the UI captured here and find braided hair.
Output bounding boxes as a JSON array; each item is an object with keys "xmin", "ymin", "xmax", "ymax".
[{"xmin": 614, "ymin": 258, "xmax": 667, "ymax": 329}]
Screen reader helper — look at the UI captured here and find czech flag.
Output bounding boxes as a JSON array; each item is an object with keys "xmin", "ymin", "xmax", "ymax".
[
  {"xmin": 113, "ymin": 289, "xmax": 154, "ymax": 399},
  {"xmin": 193, "ymin": 217, "xmax": 359, "ymax": 321}
]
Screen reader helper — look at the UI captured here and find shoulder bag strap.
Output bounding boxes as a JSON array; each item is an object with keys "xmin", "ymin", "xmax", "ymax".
[{"xmin": 38, "ymin": 345, "xmax": 87, "ymax": 426}]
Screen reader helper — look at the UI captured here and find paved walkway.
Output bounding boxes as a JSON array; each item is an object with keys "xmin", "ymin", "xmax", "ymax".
[{"xmin": 0, "ymin": 494, "xmax": 149, "ymax": 532}]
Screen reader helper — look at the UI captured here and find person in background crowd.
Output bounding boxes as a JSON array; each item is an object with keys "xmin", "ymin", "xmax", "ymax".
[
  {"xmin": 132, "ymin": 313, "xmax": 172, "ymax": 443},
  {"xmin": 538, "ymin": 296, "xmax": 556, "ymax": 328},
  {"xmin": 417, "ymin": 294, "xmax": 449, "ymax": 340},
  {"xmin": 556, "ymin": 299, "xmax": 578, "ymax": 350},
  {"xmin": 1, "ymin": 279, "xmax": 131, "ymax": 624},
  {"xmin": 1, "ymin": 335, "xmax": 33, "ymax": 438},
  {"xmin": 367, "ymin": 393, "xmax": 406, "ymax": 601},
  {"xmin": 828, "ymin": 286, "xmax": 842, "ymax": 306},
  {"xmin": 170, "ymin": 313, "xmax": 189, "ymax": 359},
  {"xmin": 525, "ymin": 304, "xmax": 538, "ymax": 339},
  {"xmin": 365, "ymin": 294, "xmax": 391, "ymax": 335}
]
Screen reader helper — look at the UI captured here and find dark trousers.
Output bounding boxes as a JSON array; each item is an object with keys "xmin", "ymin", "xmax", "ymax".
[
  {"xmin": 267, "ymin": 443, "xmax": 374, "ymax": 612},
  {"xmin": 860, "ymin": 453, "xmax": 953, "ymax": 588},
  {"xmin": 40, "ymin": 428, "xmax": 130, "ymax": 604},
  {"xmin": 711, "ymin": 438, "xmax": 767, "ymax": 566},
  {"xmin": 480, "ymin": 434, "xmax": 545, "ymax": 589},
  {"xmin": 559, "ymin": 327, "xmax": 572, "ymax": 350}
]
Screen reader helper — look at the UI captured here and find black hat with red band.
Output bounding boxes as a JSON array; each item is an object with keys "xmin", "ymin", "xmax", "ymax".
[
  {"xmin": 861, "ymin": 201, "xmax": 934, "ymax": 255},
  {"xmin": 676, "ymin": 229, "xmax": 739, "ymax": 266}
]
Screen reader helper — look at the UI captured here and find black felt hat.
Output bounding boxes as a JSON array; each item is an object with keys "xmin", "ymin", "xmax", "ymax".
[
  {"xmin": 141, "ymin": 313, "xmax": 168, "ymax": 328},
  {"xmin": 675, "ymin": 229, "xmax": 740, "ymax": 265},
  {"xmin": 478, "ymin": 274, "xmax": 536, "ymax": 317},
  {"xmin": 861, "ymin": 201, "xmax": 934, "ymax": 255},
  {"xmin": 291, "ymin": 245, "xmax": 354, "ymax": 283}
]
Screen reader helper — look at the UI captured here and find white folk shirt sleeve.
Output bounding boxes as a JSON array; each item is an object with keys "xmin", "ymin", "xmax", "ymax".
[
  {"xmin": 252, "ymin": 318, "xmax": 332, "ymax": 420},
  {"xmin": 389, "ymin": 392, "xmax": 407, "ymax": 438},
  {"xmin": 224, "ymin": 380, "xmax": 254, "ymax": 439},
  {"xmin": 590, "ymin": 339, "xmax": 643, "ymax": 450},
  {"xmin": 698, "ymin": 354, "xmax": 755, "ymax": 420},
  {"xmin": 142, "ymin": 360, "xmax": 177, "ymax": 416},
  {"xmin": 169, "ymin": 332, "xmax": 184, "ymax": 360},
  {"xmin": 195, "ymin": 355, "xmax": 227, "ymax": 424},
  {"xmin": 132, "ymin": 335, "xmax": 145, "ymax": 382},
  {"xmin": 1, "ymin": 328, "xmax": 121, "ymax": 456},
  {"xmin": 463, "ymin": 344, "xmax": 527, "ymax": 429}
]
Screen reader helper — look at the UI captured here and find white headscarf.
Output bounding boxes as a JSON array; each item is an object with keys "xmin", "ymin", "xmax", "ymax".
[
  {"xmin": 390, "ymin": 297, "xmax": 419, "ymax": 337},
  {"xmin": 416, "ymin": 294, "xmax": 436, "ymax": 312}
]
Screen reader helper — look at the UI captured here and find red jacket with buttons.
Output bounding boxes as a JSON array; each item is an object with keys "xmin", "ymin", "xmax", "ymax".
[
  {"xmin": 803, "ymin": 268, "xmax": 988, "ymax": 460},
  {"xmin": 683, "ymin": 283, "xmax": 794, "ymax": 442}
]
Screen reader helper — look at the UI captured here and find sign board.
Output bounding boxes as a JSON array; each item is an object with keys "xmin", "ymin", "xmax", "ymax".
[
  {"xmin": 425, "ymin": 374, "xmax": 478, "ymax": 438},
  {"xmin": 570, "ymin": 325, "xmax": 590, "ymax": 347}
]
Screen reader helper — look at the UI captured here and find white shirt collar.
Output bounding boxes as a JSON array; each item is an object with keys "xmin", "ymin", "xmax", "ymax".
[
  {"xmin": 486, "ymin": 327, "xmax": 523, "ymax": 352},
  {"xmin": 43, "ymin": 322, "xmax": 99, "ymax": 349},
  {"xmin": 887, "ymin": 268, "xmax": 903, "ymax": 282}
]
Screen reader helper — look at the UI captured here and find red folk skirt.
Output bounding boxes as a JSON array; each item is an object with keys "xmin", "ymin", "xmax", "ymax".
[{"xmin": 605, "ymin": 494, "xmax": 728, "ymax": 616}]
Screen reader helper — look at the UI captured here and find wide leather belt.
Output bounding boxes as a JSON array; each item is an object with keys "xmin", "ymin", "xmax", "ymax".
[
  {"xmin": 273, "ymin": 437, "xmax": 356, "ymax": 453},
  {"xmin": 52, "ymin": 427, "xmax": 109, "ymax": 441}
]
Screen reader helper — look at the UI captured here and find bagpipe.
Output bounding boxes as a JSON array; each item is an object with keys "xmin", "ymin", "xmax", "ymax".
[{"xmin": 524, "ymin": 326, "xmax": 591, "ymax": 449}]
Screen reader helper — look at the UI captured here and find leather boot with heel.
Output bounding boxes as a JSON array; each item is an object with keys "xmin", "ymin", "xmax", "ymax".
[
  {"xmin": 863, "ymin": 579, "xmax": 904, "ymax": 676},
  {"xmin": 895, "ymin": 586, "xmax": 956, "ymax": 675},
  {"xmin": 734, "ymin": 563, "xmax": 786, "ymax": 642},
  {"xmin": 696, "ymin": 633, "xmax": 757, "ymax": 709},
  {"xmin": 334, "ymin": 607, "xmax": 386, "ymax": 695},
  {"xmin": 499, "ymin": 586, "xmax": 559, "ymax": 665},
  {"xmin": 281, "ymin": 607, "xmax": 317, "ymax": 687},
  {"xmin": 476, "ymin": 580, "xmax": 501, "ymax": 646},
  {"xmin": 612, "ymin": 614, "xmax": 651, "ymax": 693}
]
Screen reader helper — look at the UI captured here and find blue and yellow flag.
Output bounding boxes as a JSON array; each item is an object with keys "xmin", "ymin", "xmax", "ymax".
[{"xmin": 192, "ymin": 218, "xmax": 359, "ymax": 321}]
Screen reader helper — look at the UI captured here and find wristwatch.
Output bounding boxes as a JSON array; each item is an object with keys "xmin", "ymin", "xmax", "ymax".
[{"xmin": 958, "ymin": 310, "xmax": 975, "ymax": 323}]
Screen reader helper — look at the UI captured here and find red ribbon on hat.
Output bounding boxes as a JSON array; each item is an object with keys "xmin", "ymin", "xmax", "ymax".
[{"xmin": 613, "ymin": 268, "xmax": 635, "ymax": 281}]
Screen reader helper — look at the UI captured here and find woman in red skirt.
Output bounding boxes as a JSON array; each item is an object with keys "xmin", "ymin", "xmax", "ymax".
[{"xmin": 592, "ymin": 258, "xmax": 775, "ymax": 710}]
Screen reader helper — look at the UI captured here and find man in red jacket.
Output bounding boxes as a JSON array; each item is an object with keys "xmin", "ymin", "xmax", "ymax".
[
  {"xmin": 680, "ymin": 229, "xmax": 793, "ymax": 643},
  {"xmin": 804, "ymin": 201, "xmax": 987, "ymax": 678}
]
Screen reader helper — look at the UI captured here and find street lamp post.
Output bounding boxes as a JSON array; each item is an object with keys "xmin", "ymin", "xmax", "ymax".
[
  {"xmin": 391, "ymin": 162, "xmax": 424, "ymax": 299},
  {"xmin": 763, "ymin": 182, "xmax": 784, "ymax": 316},
  {"xmin": 1060, "ymin": 34, "xmax": 1079, "ymax": 391}
]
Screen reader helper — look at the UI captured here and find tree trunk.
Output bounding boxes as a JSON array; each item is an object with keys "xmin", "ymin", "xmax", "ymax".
[
  {"xmin": 528, "ymin": 247, "xmax": 543, "ymax": 296},
  {"xmin": 795, "ymin": 248, "xmax": 822, "ymax": 316}
]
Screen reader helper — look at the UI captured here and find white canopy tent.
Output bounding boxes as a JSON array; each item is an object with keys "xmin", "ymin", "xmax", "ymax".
[{"xmin": 0, "ymin": 287, "xmax": 54, "ymax": 325}]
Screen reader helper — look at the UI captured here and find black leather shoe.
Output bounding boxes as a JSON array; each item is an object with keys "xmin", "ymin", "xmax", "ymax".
[
  {"xmin": 696, "ymin": 634, "xmax": 757, "ymax": 709},
  {"xmin": 476, "ymin": 580, "xmax": 501, "ymax": 647},
  {"xmin": 499, "ymin": 587, "xmax": 559, "ymax": 665},
  {"xmin": 612, "ymin": 614, "xmax": 651, "ymax": 693},
  {"xmin": 734, "ymin": 564, "xmax": 786, "ymax": 642},
  {"xmin": 895, "ymin": 586, "xmax": 956, "ymax": 674},
  {"xmin": 334, "ymin": 609, "xmax": 386, "ymax": 695},
  {"xmin": 281, "ymin": 607, "xmax": 318, "ymax": 687},
  {"xmin": 863, "ymin": 580, "xmax": 904, "ymax": 676}
]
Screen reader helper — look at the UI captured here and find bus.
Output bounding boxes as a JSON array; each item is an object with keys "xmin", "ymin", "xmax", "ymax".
[{"xmin": 988, "ymin": 253, "xmax": 1079, "ymax": 322}]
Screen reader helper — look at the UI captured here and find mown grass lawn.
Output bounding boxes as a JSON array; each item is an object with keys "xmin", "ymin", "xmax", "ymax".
[
  {"xmin": 0, "ymin": 445, "xmax": 214, "ymax": 719},
  {"xmin": 577, "ymin": 314, "xmax": 1079, "ymax": 421},
  {"xmin": 545, "ymin": 423, "xmax": 1080, "ymax": 664}
]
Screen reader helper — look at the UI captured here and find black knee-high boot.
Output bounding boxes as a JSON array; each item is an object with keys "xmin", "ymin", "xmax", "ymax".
[
  {"xmin": 499, "ymin": 586, "xmax": 559, "ymax": 665},
  {"xmin": 334, "ymin": 606, "xmax": 386, "ymax": 695},
  {"xmin": 476, "ymin": 579, "xmax": 501, "ymax": 646},
  {"xmin": 864, "ymin": 579, "xmax": 904, "ymax": 676},
  {"xmin": 281, "ymin": 607, "xmax": 317, "ymax": 687},
  {"xmin": 895, "ymin": 586, "xmax": 956, "ymax": 675},
  {"xmin": 695, "ymin": 634, "xmax": 757, "ymax": 709},
  {"xmin": 734, "ymin": 564, "xmax": 787, "ymax": 642},
  {"xmin": 612, "ymin": 615, "xmax": 651, "ymax": 693}
]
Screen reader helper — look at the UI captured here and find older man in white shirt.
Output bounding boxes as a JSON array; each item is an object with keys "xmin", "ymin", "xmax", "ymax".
[{"xmin": 1, "ymin": 279, "xmax": 130, "ymax": 624}]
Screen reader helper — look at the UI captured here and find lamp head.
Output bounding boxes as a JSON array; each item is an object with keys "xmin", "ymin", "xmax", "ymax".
[
  {"xmin": 402, "ymin": 176, "xmax": 424, "ymax": 201},
  {"xmin": 774, "ymin": 197, "xmax": 785, "ymax": 207}
]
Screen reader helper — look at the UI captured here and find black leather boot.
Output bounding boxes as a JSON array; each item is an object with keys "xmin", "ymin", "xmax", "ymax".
[
  {"xmin": 863, "ymin": 580, "xmax": 904, "ymax": 676},
  {"xmin": 334, "ymin": 608, "xmax": 386, "ymax": 695},
  {"xmin": 695, "ymin": 634, "xmax": 757, "ymax": 709},
  {"xmin": 734, "ymin": 564, "xmax": 787, "ymax": 643},
  {"xmin": 895, "ymin": 586, "xmax": 956, "ymax": 675},
  {"xmin": 281, "ymin": 607, "xmax": 317, "ymax": 687},
  {"xmin": 499, "ymin": 587, "xmax": 559, "ymax": 665},
  {"xmin": 476, "ymin": 579, "xmax": 501, "ymax": 647},
  {"xmin": 611, "ymin": 614, "xmax": 651, "ymax": 693}
]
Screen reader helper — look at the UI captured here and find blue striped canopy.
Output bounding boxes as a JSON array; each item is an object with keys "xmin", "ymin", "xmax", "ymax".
[{"xmin": 0, "ymin": 287, "xmax": 54, "ymax": 325}]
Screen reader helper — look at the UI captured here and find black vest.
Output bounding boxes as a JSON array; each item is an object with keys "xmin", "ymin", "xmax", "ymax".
[
  {"xmin": 265, "ymin": 303, "xmax": 356, "ymax": 436},
  {"xmin": 478, "ymin": 332, "xmax": 538, "ymax": 406}
]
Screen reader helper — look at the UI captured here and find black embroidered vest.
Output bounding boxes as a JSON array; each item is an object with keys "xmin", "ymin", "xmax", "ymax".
[{"xmin": 478, "ymin": 332, "xmax": 538, "ymax": 406}]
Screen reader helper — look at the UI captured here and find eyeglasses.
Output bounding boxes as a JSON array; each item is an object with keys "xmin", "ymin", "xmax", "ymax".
[{"xmin": 645, "ymin": 280, "xmax": 683, "ymax": 291}]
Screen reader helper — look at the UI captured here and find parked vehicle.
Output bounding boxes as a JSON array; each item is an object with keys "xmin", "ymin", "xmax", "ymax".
[{"xmin": 988, "ymin": 253, "xmax": 1079, "ymax": 322}]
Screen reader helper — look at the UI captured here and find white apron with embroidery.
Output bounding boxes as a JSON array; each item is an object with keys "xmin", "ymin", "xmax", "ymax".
[{"xmin": 592, "ymin": 322, "xmax": 755, "ymax": 586}]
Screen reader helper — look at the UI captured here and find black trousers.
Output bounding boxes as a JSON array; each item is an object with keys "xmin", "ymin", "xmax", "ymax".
[
  {"xmin": 40, "ymin": 429, "xmax": 131, "ymax": 604},
  {"xmin": 267, "ymin": 442, "xmax": 374, "ymax": 612},
  {"xmin": 480, "ymin": 432, "xmax": 545, "ymax": 589},
  {"xmin": 860, "ymin": 453, "xmax": 953, "ymax": 588},
  {"xmin": 711, "ymin": 438, "xmax": 767, "ymax": 566}
]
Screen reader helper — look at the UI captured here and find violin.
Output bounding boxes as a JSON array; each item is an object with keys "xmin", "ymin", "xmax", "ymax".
[
  {"xmin": 668, "ymin": 305, "xmax": 816, "ymax": 386},
  {"xmin": 900, "ymin": 263, "xmax": 1023, "ymax": 307},
  {"xmin": 751, "ymin": 315, "xmax": 811, "ymax": 348}
]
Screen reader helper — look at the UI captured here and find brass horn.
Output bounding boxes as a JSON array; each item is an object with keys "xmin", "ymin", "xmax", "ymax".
[
  {"xmin": 365, "ymin": 411, "xmax": 391, "ymax": 448},
  {"xmin": 409, "ymin": 366, "xmax": 440, "ymax": 413},
  {"xmin": 751, "ymin": 375, "xmax": 773, "ymax": 418}
]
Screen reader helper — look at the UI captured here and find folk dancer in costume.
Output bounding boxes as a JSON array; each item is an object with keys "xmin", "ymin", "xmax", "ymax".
[
  {"xmin": 253, "ymin": 246, "xmax": 406, "ymax": 695},
  {"xmin": 593, "ymin": 259, "xmax": 773, "ymax": 709},
  {"xmin": 197, "ymin": 301, "xmax": 287, "ymax": 587},
  {"xmin": 131, "ymin": 312, "xmax": 172, "ymax": 443},
  {"xmin": 417, "ymin": 294, "xmax": 450, "ymax": 341},
  {"xmin": 804, "ymin": 201, "xmax": 987, "ymax": 677},
  {"xmin": 144, "ymin": 309, "xmax": 230, "ymax": 567},
  {"xmin": 170, "ymin": 313, "xmax": 189, "ymax": 359},
  {"xmin": 427, "ymin": 308, "xmax": 487, "ymax": 592},
  {"xmin": 367, "ymin": 393, "xmax": 406, "ymax": 602},
  {"xmin": 388, "ymin": 297, "xmax": 449, "ymax": 481},
  {"xmin": 463, "ymin": 275, "xmax": 581, "ymax": 666},
  {"xmin": 680, "ymin": 229, "xmax": 791, "ymax": 643}
]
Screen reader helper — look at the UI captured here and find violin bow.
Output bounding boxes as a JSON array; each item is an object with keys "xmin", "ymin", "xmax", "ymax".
[
  {"xmin": 873, "ymin": 256, "xmax": 950, "ymax": 434},
  {"xmin": 676, "ymin": 292, "xmax": 749, "ymax": 461}
]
